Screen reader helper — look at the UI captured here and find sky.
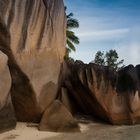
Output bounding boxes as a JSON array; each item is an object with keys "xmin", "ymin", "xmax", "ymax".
[{"xmin": 64, "ymin": 0, "xmax": 140, "ymax": 65}]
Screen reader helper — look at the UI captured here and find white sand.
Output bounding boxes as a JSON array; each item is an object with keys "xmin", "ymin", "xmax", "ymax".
[
  {"xmin": 0, "ymin": 122, "xmax": 60, "ymax": 140},
  {"xmin": 1, "ymin": 122, "xmax": 140, "ymax": 140},
  {"xmin": 0, "ymin": 122, "xmax": 89, "ymax": 140}
]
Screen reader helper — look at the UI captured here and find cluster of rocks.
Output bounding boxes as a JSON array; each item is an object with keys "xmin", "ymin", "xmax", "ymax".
[
  {"xmin": 0, "ymin": 0, "xmax": 140, "ymax": 134},
  {"xmin": 0, "ymin": 0, "xmax": 74, "ymax": 132},
  {"xmin": 59, "ymin": 61, "xmax": 140, "ymax": 125}
]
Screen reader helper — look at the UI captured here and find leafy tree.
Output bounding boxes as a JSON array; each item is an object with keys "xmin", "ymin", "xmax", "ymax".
[
  {"xmin": 105, "ymin": 50, "xmax": 124, "ymax": 70},
  {"xmin": 93, "ymin": 49, "xmax": 124, "ymax": 71},
  {"xmin": 64, "ymin": 7, "xmax": 80, "ymax": 60},
  {"xmin": 94, "ymin": 51, "xmax": 105, "ymax": 66}
]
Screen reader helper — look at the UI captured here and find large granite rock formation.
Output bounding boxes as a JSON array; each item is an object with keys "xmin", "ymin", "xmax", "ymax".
[
  {"xmin": 0, "ymin": 0, "xmax": 66, "ymax": 122},
  {"xmin": 59, "ymin": 61, "xmax": 140, "ymax": 125},
  {"xmin": 1, "ymin": 0, "xmax": 140, "ymax": 133}
]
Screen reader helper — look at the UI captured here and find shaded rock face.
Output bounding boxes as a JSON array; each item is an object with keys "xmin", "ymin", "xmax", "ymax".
[
  {"xmin": 0, "ymin": 19, "xmax": 16, "ymax": 132},
  {"xmin": 59, "ymin": 61, "xmax": 140, "ymax": 125},
  {"xmin": 39, "ymin": 100, "xmax": 80, "ymax": 132},
  {"xmin": 0, "ymin": 0, "xmax": 66, "ymax": 122},
  {"xmin": 0, "ymin": 50, "xmax": 16, "ymax": 132}
]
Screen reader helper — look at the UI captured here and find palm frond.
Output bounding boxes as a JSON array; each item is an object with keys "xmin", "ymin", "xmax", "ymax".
[
  {"xmin": 64, "ymin": 6, "xmax": 80, "ymax": 59},
  {"xmin": 66, "ymin": 30, "xmax": 80, "ymax": 45},
  {"xmin": 67, "ymin": 18, "xmax": 79, "ymax": 29},
  {"xmin": 66, "ymin": 47, "xmax": 71, "ymax": 53},
  {"xmin": 67, "ymin": 39, "xmax": 76, "ymax": 52},
  {"xmin": 67, "ymin": 12, "xmax": 74, "ymax": 19},
  {"xmin": 64, "ymin": 6, "xmax": 67, "ymax": 11},
  {"xmin": 64, "ymin": 47, "xmax": 71, "ymax": 60}
]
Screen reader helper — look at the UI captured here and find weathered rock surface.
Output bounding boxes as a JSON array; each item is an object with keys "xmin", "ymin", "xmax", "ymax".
[
  {"xmin": 59, "ymin": 61, "xmax": 140, "ymax": 125},
  {"xmin": 1, "ymin": 0, "xmax": 140, "ymax": 134},
  {"xmin": 0, "ymin": 15, "xmax": 41, "ymax": 123},
  {"xmin": 39, "ymin": 100, "xmax": 80, "ymax": 132},
  {"xmin": 39, "ymin": 82, "xmax": 58, "ymax": 112},
  {"xmin": 0, "ymin": 0, "xmax": 66, "ymax": 122},
  {"xmin": 0, "ymin": 51, "xmax": 16, "ymax": 132}
]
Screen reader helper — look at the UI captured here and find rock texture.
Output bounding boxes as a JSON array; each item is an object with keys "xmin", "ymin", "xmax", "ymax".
[
  {"xmin": 39, "ymin": 82, "xmax": 58, "ymax": 112},
  {"xmin": 1, "ymin": 0, "xmax": 140, "ymax": 133},
  {"xmin": 0, "ymin": 51, "xmax": 16, "ymax": 132},
  {"xmin": 0, "ymin": 0, "xmax": 66, "ymax": 122},
  {"xmin": 0, "ymin": 18, "xmax": 16, "ymax": 132},
  {"xmin": 59, "ymin": 61, "xmax": 140, "ymax": 125},
  {"xmin": 39, "ymin": 100, "xmax": 80, "ymax": 132}
]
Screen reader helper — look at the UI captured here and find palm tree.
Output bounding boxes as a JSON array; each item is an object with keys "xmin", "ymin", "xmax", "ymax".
[{"xmin": 64, "ymin": 7, "xmax": 80, "ymax": 60}]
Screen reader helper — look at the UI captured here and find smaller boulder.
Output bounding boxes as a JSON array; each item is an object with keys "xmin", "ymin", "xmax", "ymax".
[{"xmin": 39, "ymin": 100, "xmax": 80, "ymax": 132}]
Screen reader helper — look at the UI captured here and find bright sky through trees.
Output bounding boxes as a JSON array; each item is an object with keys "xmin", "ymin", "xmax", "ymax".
[{"xmin": 64, "ymin": 0, "xmax": 140, "ymax": 65}]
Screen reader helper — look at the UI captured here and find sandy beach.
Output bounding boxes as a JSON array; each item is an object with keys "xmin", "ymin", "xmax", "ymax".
[
  {"xmin": 0, "ymin": 123, "xmax": 60, "ymax": 140},
  {"xmin": 1, "ymin": 122, "xmax": 140, "ymax": 140},
  {"xmin": 0, "ymin": 122, "xmax": 89, "ymax": 140}
]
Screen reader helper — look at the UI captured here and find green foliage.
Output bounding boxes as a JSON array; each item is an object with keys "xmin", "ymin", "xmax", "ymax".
[
  {"xmin": 64, "ymin": 6, "xmax": 80, "ymax": 60},
  {"xmin": 94, "ymin": 51, "xmax": 105, "ymax": 66},
  {"xmin": 64, "ymin": 47, "xmax": 71, "ymax": 60},
  {"xmin": 94, "ymin": 49, "xmax": 124, "ymax": 71}
]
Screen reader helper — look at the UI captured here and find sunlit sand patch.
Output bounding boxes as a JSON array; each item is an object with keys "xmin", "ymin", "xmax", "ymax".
[{"xmin": 0, "ymin": 122, "xmax": 60, "ymax": 140}]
